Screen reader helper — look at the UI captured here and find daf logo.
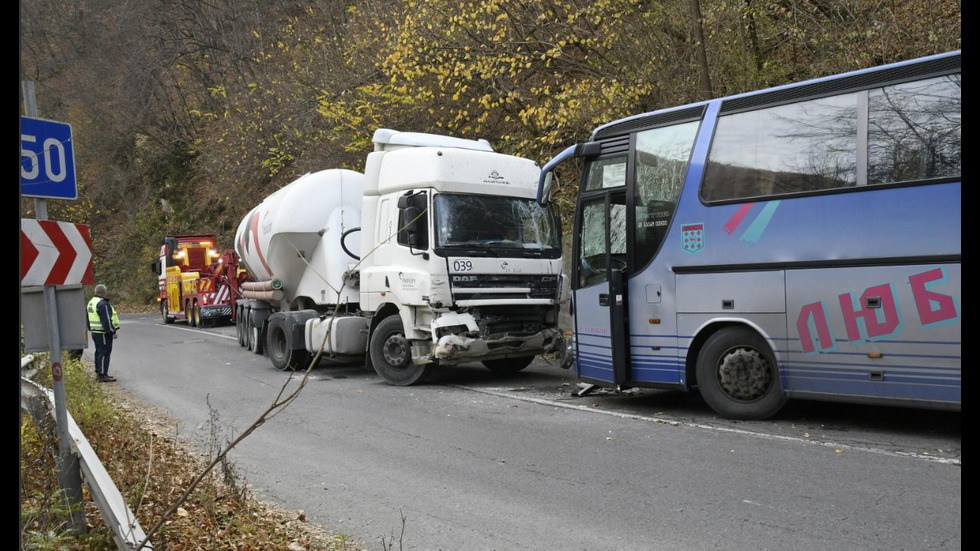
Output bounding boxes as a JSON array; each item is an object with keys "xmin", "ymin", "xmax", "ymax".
[{"xmin": 452, "ymin": 275, "xmax": 478, "ymax": 282}]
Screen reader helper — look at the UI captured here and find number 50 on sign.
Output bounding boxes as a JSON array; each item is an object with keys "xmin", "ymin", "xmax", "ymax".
[{"xmin": 21, "ymin": 116, "xmax": 78, "ymax": 200}]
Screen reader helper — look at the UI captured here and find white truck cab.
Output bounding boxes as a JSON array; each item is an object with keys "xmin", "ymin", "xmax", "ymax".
[{"xmin": 357, "ymin": 129, "xmax": 569, "ymax": 384}]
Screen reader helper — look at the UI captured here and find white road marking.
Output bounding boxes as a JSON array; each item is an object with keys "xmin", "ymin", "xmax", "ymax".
[{"xmin": 454, "ymin": 385, "xmax": 961, "ymax": 467}]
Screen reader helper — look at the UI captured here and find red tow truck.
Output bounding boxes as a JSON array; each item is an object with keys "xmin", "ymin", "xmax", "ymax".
[{"xmin": 150, "ymin": 234, "xmax": 248, "ymax": 326}]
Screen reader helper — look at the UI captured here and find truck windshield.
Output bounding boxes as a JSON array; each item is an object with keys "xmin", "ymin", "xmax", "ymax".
[{"xmin": 433, "ymin": 193, "xmax": 560, "ymax": 257}]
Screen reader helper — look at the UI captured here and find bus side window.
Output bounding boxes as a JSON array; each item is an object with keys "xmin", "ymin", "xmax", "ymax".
[{"xmin": 633, "ymin": 122, "xmax": 699, "ymax": 268}]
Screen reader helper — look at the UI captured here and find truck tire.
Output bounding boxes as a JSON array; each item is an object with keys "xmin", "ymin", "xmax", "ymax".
[
  {"xmin": 244, "ymin": 309, "xmax": 255, "ymax": 351},
  {"xmin": 250, "ymin": 320, "xmax": 264, "ymax": 355},
  {"xmin": 185, "ymin": 301, "xmax": 198, "ymax": 327},
  {"xmin": 162, "ymin": 302, "xmax": 175, "ymax": 324},
  {"xmin": 370, "ymin": 315, "xmax": 431, "ymax": 386},
  {"xmin": 236, "ymin": 305, "xmax": 247, "ymax": 347},
  {"xmin": 267, "ymin": 317, "xmax": 310, "ymax": 371},
  {"xmin": 695, "ymin": 326, "xmax": 786, "ymax": 420},
  {"xmin": 191, "ymin": 303, "xmax": 201, "ymax": 327},
  {"xmin": 482, "ymin": 356, "xmax": 535, "ymax": 374}
]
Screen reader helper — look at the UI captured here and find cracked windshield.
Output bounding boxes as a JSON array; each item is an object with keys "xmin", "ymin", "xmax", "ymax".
[{"xmin": 434, "ymin": 193, "xmax": 560, "ymax": 257}]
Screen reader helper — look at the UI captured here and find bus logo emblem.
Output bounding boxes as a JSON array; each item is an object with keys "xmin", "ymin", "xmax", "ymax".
[{"xmin": 681, "ymin": 223, "xmax": 704, "ymax": 253}]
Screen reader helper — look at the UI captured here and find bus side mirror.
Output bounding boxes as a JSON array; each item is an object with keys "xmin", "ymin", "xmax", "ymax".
[
  {"xmin": 537, "ymin": 141, "xmax": 600, "ymax": 206},
  {"xmin": 575, "ymin": 141, "xmax": 601, "ymax": 158},
  {"xmin": 539, "ymin": 172, "xmax": 555, "ymax": 206}
]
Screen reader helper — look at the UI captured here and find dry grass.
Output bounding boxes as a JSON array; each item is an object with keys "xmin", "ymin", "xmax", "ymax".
[{"xmin": 20, "ymin": 354, "xmax": 368, "ymax": 551}]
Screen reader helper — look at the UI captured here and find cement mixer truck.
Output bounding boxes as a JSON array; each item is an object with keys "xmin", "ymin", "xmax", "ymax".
[{"xmin": 233, "ymin": 128, "xmax": 570, "ymax": 385}]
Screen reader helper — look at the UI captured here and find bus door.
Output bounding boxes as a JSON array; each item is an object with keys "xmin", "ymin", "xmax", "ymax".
[{"xmin": 574, "ymin": 189, "xmax": 630, "ymax": 385}]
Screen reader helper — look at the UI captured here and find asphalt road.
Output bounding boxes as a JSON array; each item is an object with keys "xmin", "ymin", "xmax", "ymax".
[{"xmin": 95, "ymin": 313, "xmax": 960, "ymax": 551}]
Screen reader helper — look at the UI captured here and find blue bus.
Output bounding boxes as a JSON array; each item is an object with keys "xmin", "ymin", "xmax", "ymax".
[{"xmin": 537, "ymin": 50, "xmax": 960, "ymax": 420}]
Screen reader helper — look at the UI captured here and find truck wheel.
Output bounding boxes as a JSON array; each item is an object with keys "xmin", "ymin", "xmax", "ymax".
[
  {"xmin": 161, "ymin": 302, "xmax": 175, "ymax": 324},
  {"xmin": 188, "ymin": 302, "xmax": 196, "ymax": 327},
  {"xmin": 251, "ymin": 322, "xmax": 264, "ymax": 355},
  {"xmin": 244, "ymin": 310, "xmax": 254, "ymax": 351},
  {"xmin": 191, "ymin": 303, "xmax": 201, "ymax": 327},
  {"xmin": 370, "ymin": 316, "xmax": 431, "ymax": 386},
  {"xmin": 695, "ymin": 326, "xmax": 786, "ymax": 420},
  {"xmin": 184, "ymin": 301, "xmax": 192, "ymax": 325},
  {"xmin": 236, "ymin": 306, "xmax": 246, "ymax": 347},
  {"xmin": 267, "ymin": 317, "xmax": 309, "ymax": 371},
  {"xmin": 482, "ymin": 356, "xmax": 535, "ymax": 374}
]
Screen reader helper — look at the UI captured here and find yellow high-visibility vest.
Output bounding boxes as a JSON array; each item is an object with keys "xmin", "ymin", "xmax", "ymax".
[{"xmin": 87, "ymin": 297, "xmax": 120, "ymax": 333}]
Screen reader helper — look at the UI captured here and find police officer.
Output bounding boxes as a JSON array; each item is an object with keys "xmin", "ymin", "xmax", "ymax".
[{"xmin": 87, "ymin": 283, "xmax": 120, "ymax": 382}]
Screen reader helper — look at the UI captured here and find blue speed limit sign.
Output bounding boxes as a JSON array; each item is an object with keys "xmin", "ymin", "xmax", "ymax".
[{"xmin": 21, "ymin": 116, "xmax": 77, "ymax": 200}]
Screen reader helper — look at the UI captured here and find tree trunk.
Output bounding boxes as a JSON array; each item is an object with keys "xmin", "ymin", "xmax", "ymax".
[{"xmin": 689, "ymin": 0, "xmax": 713, "ymax": 99}]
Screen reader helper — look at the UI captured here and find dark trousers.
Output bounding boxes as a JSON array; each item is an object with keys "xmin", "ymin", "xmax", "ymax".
[{"xmin": 92, "ymin": 332, "xmax": 114, "ymax": 376}]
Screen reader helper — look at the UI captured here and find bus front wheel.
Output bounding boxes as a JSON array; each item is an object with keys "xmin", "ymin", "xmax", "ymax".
[{"xmin": 696, "ymin": 326, "xmax": 785, "ymax": 420}]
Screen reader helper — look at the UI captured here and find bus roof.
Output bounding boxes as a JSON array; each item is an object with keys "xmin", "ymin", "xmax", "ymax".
[{"xmin": 591, "ymin": 49, "xmax": 961, "ymax": 140}]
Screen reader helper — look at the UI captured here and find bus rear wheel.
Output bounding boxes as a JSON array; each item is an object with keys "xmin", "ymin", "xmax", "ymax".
[{"xmin": 696, "ymin": 326, "xmax": 785, "ymax": 420}]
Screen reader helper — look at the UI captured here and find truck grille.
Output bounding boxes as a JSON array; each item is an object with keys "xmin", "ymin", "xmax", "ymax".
[
  {"xmin": 450, "ymin": 274, "xmax": 559, "ymax": 301},
  {"xmin": 475, "ymin": 306, "xmax": 548, "ymax": 338}
]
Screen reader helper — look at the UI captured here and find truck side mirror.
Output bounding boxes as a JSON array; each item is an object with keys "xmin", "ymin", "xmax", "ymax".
[
  {"xmin": 397, "ymin": 191, "xmax": 428, "ymax": 253},
  {"xmin": 402, "ymin": 206, "xmax": 420, "ymax": 246},
  {"xmin": 150, "ymin": 259, "xmax": 160, "ymax": 276},
  {"xmin": 164, "ymin": 237, "xmax": 179, "ymax": 267}
]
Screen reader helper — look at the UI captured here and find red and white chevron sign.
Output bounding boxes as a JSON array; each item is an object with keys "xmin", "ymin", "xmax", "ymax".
[{"xmin": 21, "ymin": 218, "xmax": 94, "ymax": 286}]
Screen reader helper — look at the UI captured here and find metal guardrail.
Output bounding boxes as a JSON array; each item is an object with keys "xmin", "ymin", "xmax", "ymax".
[{"xmin": 21, "ymin": 354, "xmax": 153, "ymax": 550}]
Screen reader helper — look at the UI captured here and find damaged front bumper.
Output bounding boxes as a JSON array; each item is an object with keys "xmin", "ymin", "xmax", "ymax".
[{"xmin": 410, "ymin": 310, "xmax": 571, "ymax": 368}]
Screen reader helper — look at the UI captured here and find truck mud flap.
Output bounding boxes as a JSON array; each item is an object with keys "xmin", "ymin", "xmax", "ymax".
[{"xmin": 201, "ymin": 306, "xmax": 232, "ymax": 318}]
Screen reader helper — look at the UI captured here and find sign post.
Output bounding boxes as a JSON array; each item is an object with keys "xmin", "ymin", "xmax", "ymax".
[{"xmin": 20, "ymin": 80, "xmax": 86, "ymax": 534}]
